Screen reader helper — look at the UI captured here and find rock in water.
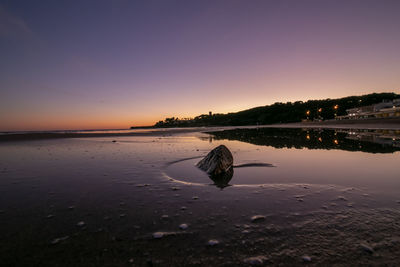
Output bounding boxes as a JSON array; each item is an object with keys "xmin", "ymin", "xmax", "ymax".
[{"xmin": 196, "ymin": 145, "xmax": 233, "ymax": 176}]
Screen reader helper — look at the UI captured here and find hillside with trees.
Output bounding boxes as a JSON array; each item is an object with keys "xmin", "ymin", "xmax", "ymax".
[{"xmin": 152, "ymin": 92, "xmax": 400, "ymax": 127}]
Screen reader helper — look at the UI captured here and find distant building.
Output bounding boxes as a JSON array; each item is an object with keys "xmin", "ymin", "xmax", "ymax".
[{"xmin": 337, "ymin": 99, "xmax": 400, "ymax": 120}]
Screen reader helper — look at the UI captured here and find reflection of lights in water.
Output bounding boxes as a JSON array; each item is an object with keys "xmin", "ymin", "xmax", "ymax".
[
  {"xmin": 333, "ymin": 139, "xmax": 339, "ymax": 145},
  {"xmin": 318, "ymin": 137, "xmax": 322, "ymax": 142}
]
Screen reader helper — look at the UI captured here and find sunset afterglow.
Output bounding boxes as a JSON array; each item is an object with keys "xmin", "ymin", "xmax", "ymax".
[{"xmin": 1, "ymin": 1, "xmax": 400, "ymax": 131}]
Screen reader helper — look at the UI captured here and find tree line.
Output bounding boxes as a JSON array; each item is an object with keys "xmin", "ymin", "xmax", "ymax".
[{"xmin": 154, "ymin": 92, "xmax": 399, "ymax": 127}]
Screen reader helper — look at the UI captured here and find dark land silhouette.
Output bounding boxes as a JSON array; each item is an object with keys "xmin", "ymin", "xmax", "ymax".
[{"xmin": 152, "ymin": 92, "xmax": 399, "ymax": 128}]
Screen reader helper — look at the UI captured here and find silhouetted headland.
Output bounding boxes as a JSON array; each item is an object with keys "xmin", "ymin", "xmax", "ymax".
[{"xmin": 150, "ymin": 92, "xmax": 400, "ymax": 128}]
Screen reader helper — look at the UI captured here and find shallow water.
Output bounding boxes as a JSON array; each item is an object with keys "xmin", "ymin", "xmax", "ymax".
[{"xmin": 0, "ymin": 128, "xmax": 399, "ymax": 266}]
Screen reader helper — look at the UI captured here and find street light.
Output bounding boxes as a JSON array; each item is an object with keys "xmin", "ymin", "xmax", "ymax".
[{"xmin": 334, "ymin": 104, "xmax": 339, "ymax": 118}]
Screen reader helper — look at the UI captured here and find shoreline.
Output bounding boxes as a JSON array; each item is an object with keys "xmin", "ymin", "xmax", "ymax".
[{"xmin": 1, "ymin": 118, "xmax": 399, "ymax": 142}]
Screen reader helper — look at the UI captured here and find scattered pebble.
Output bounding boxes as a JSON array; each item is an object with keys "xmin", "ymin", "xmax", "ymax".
[
  {"xmin": 179, "ymin": 223, "xmax": 188, "ymax": 230},
  {"xmin": 46, "ymin": 214, "xmax": 54, "ymax": 219},
  {"xmin": 68, "ymin": 206, "xmax": 75, "ymax": 210},
  {"xmin": 251, "ymin": 215, "xmax": 266, "ymax": 223},
  {"xmin": 153, "ymin": 232, "xmax": 164, "ymax": 239},
  {"xmin": 192, "ymin": 196, "xmax": 199, "ymax": 200},
  {"xmin": 51, "ymin": 236, "xmax": 69, "ymax": 245},
  {"xmin": 119, "ymin": 214, "xmax": 126, "ymax": 218},
  {"xmin": 243, "ymin": 256, "xmax": 267, "ymax": 265},
  {"xmin": 161, "ymin": 215, "xmax": 169, "ymax": 219},
  {"xmin": 77, "ymin": 221, "xmax": 85, "ymax": 227},
  {"xmin": 360, "ymin": 243, "xmax": 374, "ymax": 254},
  {"xmin": 207, "ymin": 239, "xmax": 219, "ymax": 246},
  {"xmin": 180, "ymin": 206, "xmax": 187, "ymax": 211},
  {"xmin": 171, "ymin": 187, "xmax": 180, "ymax": 191},
  {"xmin": 302, "ymin": 255, "xmax": 312, "ymax": 262}
]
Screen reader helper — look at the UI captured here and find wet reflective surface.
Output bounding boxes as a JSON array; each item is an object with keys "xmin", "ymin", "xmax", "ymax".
[{"xmin": 0, "ymin": 128, "xmax": 400, "ymax": 266}]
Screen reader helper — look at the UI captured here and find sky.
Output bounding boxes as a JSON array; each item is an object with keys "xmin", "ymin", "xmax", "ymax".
[{"xmin": 1, "ymin": 0, "xmax": 400, "ymax": 131}]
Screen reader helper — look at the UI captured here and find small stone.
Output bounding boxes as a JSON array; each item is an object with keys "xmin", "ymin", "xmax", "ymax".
[
  {"xmin": 161, "ymin": 215, "xmax": 169, "ymax": 220},
  {"xmin": 179, "ymin": 223, "xmax": 188, "ymax": 230},
  {"xmin": 51, "ymin": 236, "xmax": 69, "ymax": 245},
  {"xmin": 119, "ymin": 214, "xmax": 126, "ymax": 218},
  {"xmin": 207, "ymin": 239, "xmax": 219, "ymax": 246},
  {"xmin": 243, "ymin": 256, "xmax": 267, "ymax": 265},
  {"xmin": 360, "ymin": 243, "xmax": 374, "ymax": 254},
  {"xmin": 251, "ymin": 215, "xmax": 266, "ymax": 223},
  {"xmin": 153, "ymin": 232, "xmax": 164, "ymax": 239},
  {"xmin": 68, "ymin": 206, "xmax": 75, "ymax": 210},
  {"xmin": 302, "ymin": 255, "xmax": 312, "ymax": 262},
  {"xmin": 180, "ymin": 206, "xmax": 187, "ymax": 211},
  {"xmin": 46, "ymin": 214, "xmax": 54, "ymax": 219},
  {"xmin": 77, "ymin": 221, "xmax": 85, "ymax": 227},
  {"xmin": 128, "ymin": 258, "xmax": 134, "ymax": 263},
  {"xmin": 192, "ymin": 196, "xmax": 199, "ymax": 200},
  {"xmin": 171, "ymin": 187, "xmax": 180, "ymax": 191}
]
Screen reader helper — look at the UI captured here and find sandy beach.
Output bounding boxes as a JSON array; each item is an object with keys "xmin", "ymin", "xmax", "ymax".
[{"xmin": 1, "ymin": 127, "xmax": 400, "ymax": 266}]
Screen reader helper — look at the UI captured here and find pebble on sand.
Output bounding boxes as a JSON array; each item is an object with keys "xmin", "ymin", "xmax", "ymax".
[
  {"xmin": 153, "ymin": 232, "xmax": 164, "ymax": 239},
  {"xmin": 243, "ymin": 256, "xmax": 267, "ymax": 265},
  {"xmin": 51, "ymin": 236, "xmax": 69, "ymax": 245},
  {"xmin": 77, "ymin": 221, "xmax": 86, "ymax": 227},
  {"xmin": 360, "ymin": 243, "xmax": 374, "ymax": 254},
  {"xmin": 207, "ymin": 239, "xmax": 219, "ymax": 246},
  {"xmin": 302, "ymin": 255, "xmax": 312, "ymax": 262},
  {"xmin": 251, "ymin": 215, "xmax": 266, "ymax": 223},
  {"xmin": 152, "ymin": 231, "xmax": 178, "ymax": 239},
  {"xmin": 179, "ymin": 223, "xmax": 188, "ymax": 230}
]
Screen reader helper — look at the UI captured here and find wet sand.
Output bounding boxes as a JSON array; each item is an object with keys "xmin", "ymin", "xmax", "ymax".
[{"xmin": 0, "ymin": 128, "xmax": 400, "ymax": 266}]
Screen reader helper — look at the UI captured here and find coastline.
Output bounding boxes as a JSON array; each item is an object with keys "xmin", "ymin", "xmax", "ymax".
[{"xmin": 1, "ymin": 117, "xmax": 399, "ymax": 142}]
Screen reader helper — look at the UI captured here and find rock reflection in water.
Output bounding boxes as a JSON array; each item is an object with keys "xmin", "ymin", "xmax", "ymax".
[
  {"xmin": 206, "ymin": 128, "xmax": 400, "ymax": 153},
  {"xmin": 208, "ymin": 167, "xmax": 234, "ymax": 189}
]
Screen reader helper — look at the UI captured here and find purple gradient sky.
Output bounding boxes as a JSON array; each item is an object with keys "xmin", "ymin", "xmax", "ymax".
[{"xmin": 1, "ymin": 0, "xmax": 400, "ymax": 131}]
